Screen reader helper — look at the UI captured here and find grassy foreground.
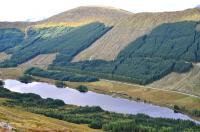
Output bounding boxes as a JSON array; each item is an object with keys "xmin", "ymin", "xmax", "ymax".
[
  {"xmin": 0, "ymin": 100, "xmax": 99, "ymax": 132},
  {"xmin": 0, "ymin": 86, "xmax": 199, "ymax": 132}
]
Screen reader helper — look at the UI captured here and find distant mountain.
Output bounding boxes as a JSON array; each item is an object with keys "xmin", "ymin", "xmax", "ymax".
[{"xmin": 43, "ymin": 6, "xmax": 132, "ymax": 25}]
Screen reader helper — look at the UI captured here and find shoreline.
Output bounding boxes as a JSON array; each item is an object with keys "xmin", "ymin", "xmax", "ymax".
[
  {"xmin": 3, "ymin": 78, "xmax": 200, "ymax": 124},
  {"xmin": 1, "ymin": 67, "xmax": 200, "ymax": 122}
]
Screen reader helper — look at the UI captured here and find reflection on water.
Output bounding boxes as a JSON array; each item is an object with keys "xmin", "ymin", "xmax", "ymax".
[{"xmin": 4, "ymin": 79, "xmax": 200, "ymax": 124}]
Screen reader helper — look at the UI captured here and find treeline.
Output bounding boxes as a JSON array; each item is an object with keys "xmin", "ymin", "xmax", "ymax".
[
  {"xmin": 25, "ymin": 67, "xmax": 99, "ymax": 82},
  {"xmin": 0, "ymin": 86, "xmax": 65, "ymax": 108},
  {"xmin": 49, "ymin": 58, "xmax": 192, "ymax": 85},
  {"xmin": 0, "ymin": 86, "xmax": 199, "ymax": 131},
  {"xmin": 0, "ymin": 22, "xmax": 111, "ymax": 67},
  {"xmin": 24, "ymin": 107, "xmax": 200, "ymax": 131}
]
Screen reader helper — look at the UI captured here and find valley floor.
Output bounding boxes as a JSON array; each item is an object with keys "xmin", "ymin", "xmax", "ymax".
[
  {"xmin": 1, "ymin": 67, "xmax": 200, "ymax": 122},
  {"xmin": 68, "ymin": 79, "xmax": 200, "ymax": 113}
]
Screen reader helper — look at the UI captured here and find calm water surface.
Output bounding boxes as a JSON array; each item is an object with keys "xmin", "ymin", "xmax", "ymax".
[{"xmin": 3, "ymin": 79, "xmax": 200, "ymax": 124}]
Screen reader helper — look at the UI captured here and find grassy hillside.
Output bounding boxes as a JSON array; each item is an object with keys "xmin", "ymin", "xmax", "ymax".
[
  {"xmin": 0, "ymin": 101, "xmax": 99, "ymax": 131},
  {"xmin": 18, "ymin": 53, "xmax": 57, "ymax": 69},
  {"xmin": 149, "ymin": 64, "xmax": 200, "ymax": 97}
]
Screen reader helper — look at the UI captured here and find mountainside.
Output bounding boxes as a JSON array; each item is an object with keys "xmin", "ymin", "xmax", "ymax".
[
  {"xmin": 1, "ymin": 6, "xmax": 200, "ymax": 95},
  {"xmin": 73, "ymin": 8, "xmax": 200, "ymax": 61},
  {"xmin": 50, "ymin": 21, "xmax": 198, "ymax": 85}
]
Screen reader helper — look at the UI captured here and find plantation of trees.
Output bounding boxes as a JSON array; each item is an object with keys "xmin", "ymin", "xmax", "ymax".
[
  {"xmin": 25, "ymin": 67, "xmax": 99, "ymax": 82},
  {"xmin": 0, "ymin": 21, "xmax": 200, "ymax": 84},
  {"xmin": 50, "ymin": 21, "xmax": 198, "ymax": 84},
  {"xmin": 0, "ymin": 28, "xmax": 24, "ymax": 52},
  {"xmin": 0, "ymin": 22, "xmax": 111, "ymax": 67},
  {"xmin": 0, "ymin": 86, "xmax": 199, "ymax": 131}
]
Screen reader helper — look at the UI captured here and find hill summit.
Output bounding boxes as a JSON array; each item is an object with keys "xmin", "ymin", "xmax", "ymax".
[{"xmin": 42, "ymin": 6, "xmax": 132, "ymax": 25}]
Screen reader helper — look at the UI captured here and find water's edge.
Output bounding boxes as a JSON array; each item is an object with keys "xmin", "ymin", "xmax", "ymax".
[{"xmin": 3, "ymin": 79, "xmax": 200, "ymax": 124}]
